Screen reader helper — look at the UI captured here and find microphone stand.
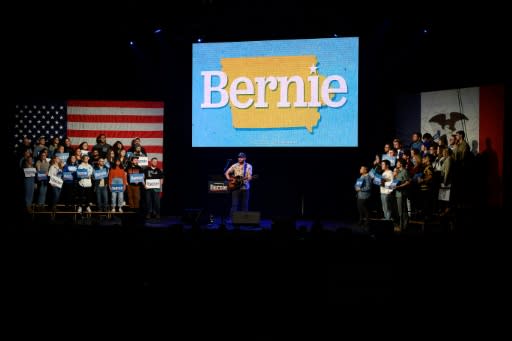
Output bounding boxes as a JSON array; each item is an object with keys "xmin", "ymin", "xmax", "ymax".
[
  {"xmin": 223, "ymin": 159, "xmax": 232, "ymax": 173},
  {"xmin": 220, "ymin": 159, "xmax": 232, "ymax": 228}
]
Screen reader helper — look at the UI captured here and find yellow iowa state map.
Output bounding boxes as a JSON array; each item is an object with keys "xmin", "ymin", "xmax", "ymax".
[{"xmin": 221, "ymin": 56, "xmax": 325, "ymax": 133}]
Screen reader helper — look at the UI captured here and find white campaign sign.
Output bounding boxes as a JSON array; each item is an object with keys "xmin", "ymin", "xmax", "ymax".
[
  {"xmin": 24, "ymin": 168, "xmax": 37, "ymax": 177},
  {"xmin": 145, "ymin": 179, "xmax": 161, "ymax": 189},
  {"xmin": 50, "ymin": 176, "xmax": 63, "ymax": 188}
]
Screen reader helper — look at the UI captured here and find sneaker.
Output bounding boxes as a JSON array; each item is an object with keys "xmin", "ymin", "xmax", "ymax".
[
  {"xmin": 118, "ymin": 208, "xmax": 123, "ymax": 213},
  {"xmin": 111, "ymin": 208, "xmax": 116, "ymax": 212},
  {"xmin": 86, "ymin": 206, "xmax": 92, "ymax": 213},
  {"xmin": 77, "ymin": 206, "xmax": 82, "ymax": 213}
]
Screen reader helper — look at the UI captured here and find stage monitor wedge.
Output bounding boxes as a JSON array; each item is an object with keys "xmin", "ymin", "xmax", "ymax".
[{"xmin": 232, "ymin": 211, "xmax": 261, "ymax": 226}]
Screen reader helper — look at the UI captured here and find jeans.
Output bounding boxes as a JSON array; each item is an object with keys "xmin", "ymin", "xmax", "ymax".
[
  {"xmin": 146, "ymin": 190, "xmax": 160, "ymax": 216},
  {"xmin": 51, "ymin": 186, "xmax": 61, "ymax": 207},
  {"xmin": 231, "ymin": 189, "xmax": 249, "ymax": 215},
  {"xmin": 24, "ymin": 177, "xmax": 35, "ymax": 207},
  {"xmin": 380, "ymin": 193, "xmax": 393, "ymax": 220},
  {"xmin": 37, "ymin": 181, "xmax": 48, "ymax": 205},
  {"xmin": 96, "ymin": 186, "xmax": 108, "ymax": 211},
  {"xmin": 395, "ymin": 192, "xmax": 409, "ymax": 229},
  {"xmin": 111, "ymin": 191, "xmax": 124, "ymax": 208}
]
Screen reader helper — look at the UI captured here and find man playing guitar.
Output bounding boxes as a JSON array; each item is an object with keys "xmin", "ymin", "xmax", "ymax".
[{"xmin": 224, "ymin": 152, "xmax": 253, "ymax": 217}]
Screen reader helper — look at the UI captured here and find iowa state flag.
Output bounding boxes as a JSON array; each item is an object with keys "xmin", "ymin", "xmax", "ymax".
[
  {"xmin": 397, "ymin": 85, "xmax": 503, "ymax": 154},
  {"xmin": 420, "ymin": 85, "xmax": 504, "ymax": 156},
  {"xmin": 396, "ymin": 84, "xmax": 504, "ymax": 206}
]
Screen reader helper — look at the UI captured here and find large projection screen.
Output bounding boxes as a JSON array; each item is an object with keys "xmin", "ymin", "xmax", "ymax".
[{"xmin": 192, "ymin": 37, "xmax": 358, "ymax": 147}]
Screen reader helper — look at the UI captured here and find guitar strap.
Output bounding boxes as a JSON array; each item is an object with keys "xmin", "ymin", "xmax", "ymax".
[{"xmin": 242, "ymin": 163, "xmax": 247, "ymax": 189}]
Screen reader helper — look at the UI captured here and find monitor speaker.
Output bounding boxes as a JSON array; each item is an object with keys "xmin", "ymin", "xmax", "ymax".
[{"xmin": 232, "ymin": 211, "xmax": 261, "ymax": 225}]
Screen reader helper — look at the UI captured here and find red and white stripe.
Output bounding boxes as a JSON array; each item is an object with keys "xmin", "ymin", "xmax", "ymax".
[{"xmin": 67, "ymin": 100, "xmax": 164, "ymax": 169}]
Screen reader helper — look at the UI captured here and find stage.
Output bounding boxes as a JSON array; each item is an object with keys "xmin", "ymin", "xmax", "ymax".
[{"xmin": 21, "ymin": 204, "xmax": 458, "ymax": 240}]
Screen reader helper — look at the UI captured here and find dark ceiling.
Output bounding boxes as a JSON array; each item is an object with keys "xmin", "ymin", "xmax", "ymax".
[{"xmin": 7, "ymin": 0, "xmax": 510, "ymax": 100}]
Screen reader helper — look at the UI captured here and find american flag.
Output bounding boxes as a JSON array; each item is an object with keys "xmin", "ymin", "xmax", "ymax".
[
  {"xmin": 12, "ymin": 102, "xmax": 67, "ymax": 148},
  {"xmin": 13, "ymin": 100, "xmax": 165, "ymax": 168}
]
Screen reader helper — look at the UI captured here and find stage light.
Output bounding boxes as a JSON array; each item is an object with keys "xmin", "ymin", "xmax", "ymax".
[
  {"xmin": 423, "ymin": 29, "xmax": 428, "ymax": 34},
  {"xmin": 333, "ymin": 33, "xmax": 338, "ymax": 37},
  {"xmin": 129, "ymin": 41, "xmax": 135, "ymax": 46},
  {"xmin": 154, "ymin": 28, "xmax": 162, "ymax": 34},
  {"xmin": 197, "ymin": 38, "xmax": 202, "ymax": 43}
]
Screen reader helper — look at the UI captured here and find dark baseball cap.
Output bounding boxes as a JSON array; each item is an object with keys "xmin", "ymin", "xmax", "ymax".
[{"xmin": 237, "ymin": 152, "xmax": 246, "ymax": 158}]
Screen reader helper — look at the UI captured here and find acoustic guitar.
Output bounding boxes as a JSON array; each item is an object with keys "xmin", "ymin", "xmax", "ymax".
[
  {"xmin": 227, "ymin": 174, "xmax": 258, "ymax": 191},
  {"xmin": 227, "ymin": 175, "xmax": 244, "ymax": 191}
]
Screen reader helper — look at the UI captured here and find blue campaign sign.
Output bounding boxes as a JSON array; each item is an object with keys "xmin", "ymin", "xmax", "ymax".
[
  {"xmin": 37, "ymin": 171, "xmax": 48, "ymax": 181},
  {"xmin": 63, "ymin": 172, "xmax": 73, "ymax": 181},
  {"xmin": 369, "ymin": 168, "xmax": 376, "ymax": 179},
  {"xmin": 77, "ymin": 168, "xmax": 89, "ymax": 179},
  {"xmin": 413, "ymin": 172, "xmax": 423, "ymax": 182},
  {"xmin": 94, "ymin": 168, "xmax": 108, "ymax": 179},
  {"xmin": 111, "ymin": 177, "xmax": 124, "ymax": 192},
  {"xmin": 373, "ymin": 174, "xmax": 382, "ymax": 186},
  {"xmin": 130, "ymin": 173, "xmax": 144, "ymax": 184},
  {"xmin": 389, "ymin": 179, "xmax": 400, "ymax": 189},
  {"xmin": 55, "ymin": 153, "xmax": 69, "ymax": 161},
  {"xmin": 111, "ymin": 184, "xmax": 124, "ymax": 192}
]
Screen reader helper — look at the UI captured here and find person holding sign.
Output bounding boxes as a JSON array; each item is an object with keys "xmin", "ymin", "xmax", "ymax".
[
  {"xmin": 393, "ymin": 159, "xmax": 411, "ymax": 231},
  {"xmin": 379, "ymin": 159, "xmax": 394, "ymax": 221},
  {"xmin": 35, "ymin": 149, "xmax": 49, "ymax": 209},
  {"xmin": 21, "ymin": 156, "xmax": 36, "ymax": 213},
  {"xmin": 108, "ymin": 158, "xmax": 128, "ymax": 213},
  {"xmin": 48, "ymin": 156, "xmax": 64, "ymax": 211},
  {"xmin": 62, "ymin": 155, "xmax": 79, "ymax": 209},
  {"xmin": 126, "ymin": 156, "xmax": 144, "ymax": 209},
  {"xmin": 93, "ymin": 158, "xmax": 109, "ymax": 212},
  {"xmin": 144, "ymin": 157, "xmax": 164, "ymax": 219},
  {"xmin": 417, "ymin": 154, "xmax": 435, "ymax": 221},
  {"xmin": 76, "ymin": 154, "xmax": 94, "ymax": 213},
  {"xmin": 355, "ymin": 165, "xmax": 372, "ymax": 227}
]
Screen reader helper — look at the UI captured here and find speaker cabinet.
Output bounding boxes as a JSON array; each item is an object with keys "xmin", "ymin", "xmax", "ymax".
[{"xmin": 232, "ymin": 211, "xmax": 261, "ymax": 225}]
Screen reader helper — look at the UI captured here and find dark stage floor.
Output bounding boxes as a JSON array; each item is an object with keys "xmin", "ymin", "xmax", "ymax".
[
  {"xmin": 6, "ymin": 207, "xmax": 508, "ymax": 325},
  {"xmin": 20, "ymin": 207, "xmax": 453, "ymax": 236}
]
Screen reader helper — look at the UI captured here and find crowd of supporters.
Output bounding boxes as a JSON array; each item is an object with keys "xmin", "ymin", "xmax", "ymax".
[
  {"xmin": 16, "ymin": 129, "xmax": 498, "ymax": 227},
  {"xmin": 355, "ymin": 130, "xmax": 482, "ymax": 232},
  {"xmin": 16, "ymin": 134, "xmax": 164, "ymax": 220}
]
